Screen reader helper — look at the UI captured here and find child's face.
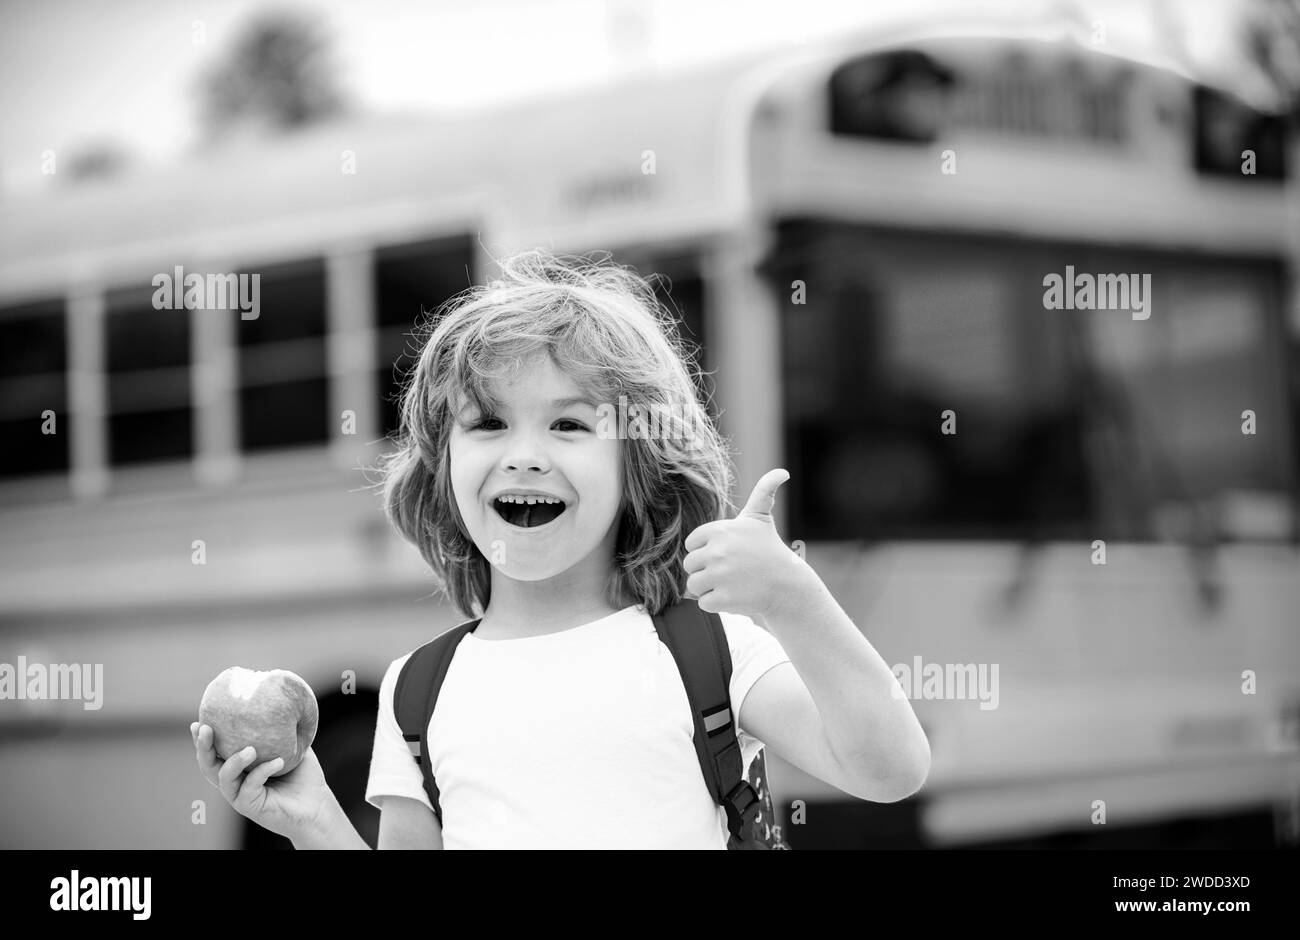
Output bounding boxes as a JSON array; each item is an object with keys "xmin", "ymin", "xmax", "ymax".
[{"xmin": 448, "ymin": 352, "xmax": 623, "ymax": 585}]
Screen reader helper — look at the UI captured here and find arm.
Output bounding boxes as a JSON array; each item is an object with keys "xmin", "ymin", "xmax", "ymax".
[
  {"xmin": 683, "ymin": 469, "xmax": 930, "ymax": 803},
  {"xmin": 290, "ymin": 792, "xmax": 444, "ymax": 849},
  {"xmin": 347, "ymin": 654, "xmax": 444, "ymax": 849},
  {"xmin": 744, "ymin": 576, "xmax": 931, "ymax": 803},
  {"xmin": 290, "ymin": 792, "xmax": 372, "ymax": 850},
  {"xmin": 376, "ymin": 795, "xmax": 444, "ymax": 849}
]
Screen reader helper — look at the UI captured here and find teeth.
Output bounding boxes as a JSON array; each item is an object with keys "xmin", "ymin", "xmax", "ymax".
[{"xmin": 496, "ymin": 495, "xmax": 562, "ymax": 504}]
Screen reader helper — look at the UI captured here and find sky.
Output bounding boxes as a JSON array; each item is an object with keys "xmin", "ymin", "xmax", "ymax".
[{"xmin": 0, "ymin": 0, "xmax": 1247, "ymax": 195}]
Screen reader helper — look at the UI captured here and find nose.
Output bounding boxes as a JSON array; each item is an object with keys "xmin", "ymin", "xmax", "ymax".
[{"xmin": 499, "ymin": 432, "xmax": 551, "ymax": 474}]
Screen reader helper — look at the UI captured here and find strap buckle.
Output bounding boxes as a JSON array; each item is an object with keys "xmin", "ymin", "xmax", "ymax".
[{"xmin": 723, "ymin": 780, "xmax": 760, "ymax": 839}]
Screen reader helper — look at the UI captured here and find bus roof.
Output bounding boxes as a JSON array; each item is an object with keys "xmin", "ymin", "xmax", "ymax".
[{"xmin": 0, "ymin": 22, "xmax": 1278, "ymax": 298}]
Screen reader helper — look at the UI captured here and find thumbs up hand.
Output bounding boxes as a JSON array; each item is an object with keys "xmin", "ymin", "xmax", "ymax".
[{"xmin": 682, "ymin": 469, "xmax": 812, "ymax": 622}]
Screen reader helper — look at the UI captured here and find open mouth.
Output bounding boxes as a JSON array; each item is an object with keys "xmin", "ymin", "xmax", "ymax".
[{"xmin": 492, "ymin": 495, "xmax": 567, "ymax": 529}]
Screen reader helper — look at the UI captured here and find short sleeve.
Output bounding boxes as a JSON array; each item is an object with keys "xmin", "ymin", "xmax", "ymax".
[
  {"xmin": 718, "ymin": 612, "xmax": 792, "ymax": 740},
  {"xmin": 364, "ymin": 652, "xmax": 435, "ymax": 813}
]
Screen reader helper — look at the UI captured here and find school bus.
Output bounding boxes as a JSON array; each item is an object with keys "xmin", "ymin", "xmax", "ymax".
[{"xmin": 1, "ymin": 19, "xmax": 1297, "ymax": 848}]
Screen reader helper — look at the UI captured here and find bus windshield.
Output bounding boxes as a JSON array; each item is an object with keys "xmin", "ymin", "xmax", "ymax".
[{"xmin": 769, "ymin": 221, "xmax": 1296, "ymax": 545}]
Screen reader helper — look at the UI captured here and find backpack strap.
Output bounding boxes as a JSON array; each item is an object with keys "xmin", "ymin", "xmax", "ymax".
[
  {"xmin": 651, "ymin": 599, "xmax": 762, "ymax": 848},
  {"xmin": 393, "ymin": 619, "xmax": 480, "ymax": 825}
]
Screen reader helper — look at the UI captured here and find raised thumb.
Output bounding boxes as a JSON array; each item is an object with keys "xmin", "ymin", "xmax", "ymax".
[{"xmin": 738, "ymin": 469, "xmax": 789, "ymax": 521}]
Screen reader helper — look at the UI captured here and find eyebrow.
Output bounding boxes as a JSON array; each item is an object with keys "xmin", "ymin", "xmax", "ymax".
[
  {"xmin": 458, "ymin": 396, "xmax": 598, "ymax": 417},
  {"xmin": 550, "ymin": 397, "xmax": 598, "ymax": 409}
]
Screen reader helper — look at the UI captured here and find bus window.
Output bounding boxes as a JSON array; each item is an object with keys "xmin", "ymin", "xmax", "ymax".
[
  {"xmin": 1194, "ymin": 85, "xmax": 1287, "ymax": 181},
  {"xmin": 374, "ymin": 236, "xmax": 476, "ymax": 439},
  {"xmin": 770, "ymin": 222, "xmax": 1086, "ymax": 541},
  {"xmin": 1080, "ymin": 254, "xmax": 1292, "ymax": 540},
  {"xmin": 107, "ymin": 286, "xmax": 192, "ymax": 466},
  {"xmin": 0, "ymin": 298, "xmax": 69, "ymax": 480},
  {"xmin": 236, "ymin": 258, "xmax": 329, "ymax": 452},
  {"xmin": 828, "ymin": 50, "xmax": 955, "ymax": 143},
  {"xmin": 771, "ymin": 221, "xmax": 1293, "ymax": 543}
]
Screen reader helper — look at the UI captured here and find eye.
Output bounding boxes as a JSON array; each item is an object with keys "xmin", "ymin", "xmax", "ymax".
[
  {"xmin": 469, "ymin": 416, "xmax": 504, "ymax": 431},
  {"xmin": 553, "ymin": 419, "xmax": 589, "ymax": 432}
]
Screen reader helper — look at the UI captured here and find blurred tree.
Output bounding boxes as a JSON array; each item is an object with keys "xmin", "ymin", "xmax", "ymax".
[
  {"xmin": 1242, "ymin": 0, "xmax": 1300, "ymax": 119},
  {"xmin": 197, "ymin": 8, "xmax": 346, "ymax": 137}
]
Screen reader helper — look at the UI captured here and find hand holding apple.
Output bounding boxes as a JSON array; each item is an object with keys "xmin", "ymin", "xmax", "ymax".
[
  {"xmin": 198, "ymin": 667, "xmax": 319, "ymax": 775},
  {"xmin": 191, "ymin": 721, "xmax": 338, "ymax": 845}
]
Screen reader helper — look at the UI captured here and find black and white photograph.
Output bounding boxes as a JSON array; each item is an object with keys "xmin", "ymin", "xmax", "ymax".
[{"xmin": 0, "ymin": 0, "xmax": 1297, "ymax": 919}]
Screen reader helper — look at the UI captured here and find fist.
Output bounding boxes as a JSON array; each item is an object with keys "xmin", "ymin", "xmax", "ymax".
[{"xmin": 682, "ymin": 469, "xmax": 807, "ymax": 622}]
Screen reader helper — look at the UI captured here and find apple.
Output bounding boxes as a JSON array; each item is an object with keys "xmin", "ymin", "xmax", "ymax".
[{"xmin": 198, "ymin": 667, "xmax": 319, "ymax": 776}]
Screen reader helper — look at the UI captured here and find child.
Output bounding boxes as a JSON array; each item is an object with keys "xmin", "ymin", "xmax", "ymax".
[{"xmin": 191, "ymin": 250, "xmax": 930, "ymax": 849}]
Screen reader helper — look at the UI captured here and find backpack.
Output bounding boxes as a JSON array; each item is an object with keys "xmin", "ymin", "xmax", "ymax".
[{"xmin": 393, "ymin": 598, "xmax": 790, "ymax": 849}]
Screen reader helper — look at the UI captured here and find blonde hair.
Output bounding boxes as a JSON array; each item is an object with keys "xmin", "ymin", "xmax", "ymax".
[{"xmin": 377, "ymin": 250, "xmax": 735, "ymax": 619}]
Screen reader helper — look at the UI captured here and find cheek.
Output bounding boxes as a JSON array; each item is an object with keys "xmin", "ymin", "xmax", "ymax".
[
  {"xmin": 595, "ymin": 442, "xmax": 624, "ymax": 509},
  {"xmin": 448, "ymin": 431, "xmax": 484, "ymax": 472},
  {"xmin": 564, "ymin": 443, "xmax": 621, "ymax": 515},
  {"xmin": 447, "ymin": 439, "xmax": 482, "ymax": 510}
]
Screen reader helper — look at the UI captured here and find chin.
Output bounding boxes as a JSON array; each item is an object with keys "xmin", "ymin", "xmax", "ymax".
[
  {"xmin": 483, "ymin": 533, "xmax": 597, "ymax": 583},
  {"xmin": 494, "ymin": 544, "xmax": 580, "ymax": 580}
]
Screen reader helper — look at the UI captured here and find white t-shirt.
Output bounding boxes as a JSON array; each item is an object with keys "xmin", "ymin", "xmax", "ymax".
[{"xmin": 365, "ymin": 604, "xmax": 791, "ymax": 849}]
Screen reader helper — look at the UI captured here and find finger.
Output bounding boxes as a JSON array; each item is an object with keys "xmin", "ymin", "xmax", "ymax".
[
  {"xmin": 695, "ymin": 589, "xmax": 719, "ymax": 613},
  {"xmin": 684, "ymin": 520, "xmax": 727, "ymax": 552},
  {"xmin": 682, "ymin": 549, "xmax": 708, "ymax": 575},
  {"xmin": 686, "ymin": 570, "xmax": 712, "ymax": 599},
  {"xmin": 235, "ymin": 757, "xmax": 284, "ymax": 808},
  {"xmin": 738, "ymin": 469, "xmax": 790, "ymax": 521},
  {"xmin": 194, "ymin": 725, "xmax": 221, "ymax": 787},
  {"xmin": 218, "ymin": 746, "xmax": 258, "ymax": 804}
]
